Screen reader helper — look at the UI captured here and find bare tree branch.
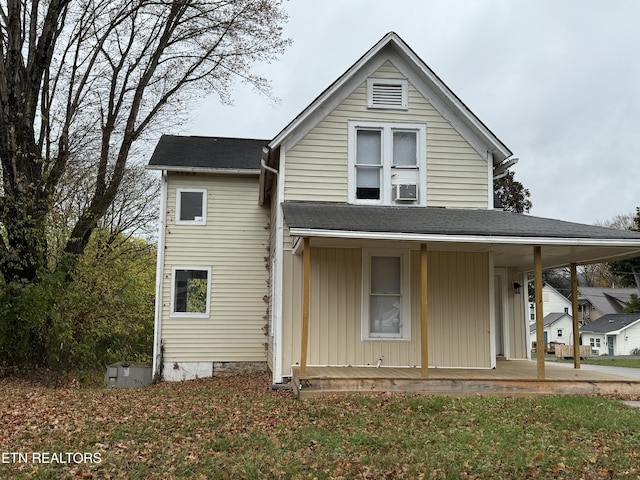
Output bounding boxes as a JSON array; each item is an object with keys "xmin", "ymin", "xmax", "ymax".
[{"xmin": 0, "ymin": 0, "xmax": 290, "ymax": 282}]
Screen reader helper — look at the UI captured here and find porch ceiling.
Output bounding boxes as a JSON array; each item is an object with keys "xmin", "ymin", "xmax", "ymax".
[{"xmin": 283, "ymin": 201, "xmax": 640, "ymax": 272}]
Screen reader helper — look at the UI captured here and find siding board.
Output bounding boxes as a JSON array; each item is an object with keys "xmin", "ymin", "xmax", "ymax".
[
  {"xmin": 281, "ymin": 246, "xmax": 490, "ymax": 374},
  {"xmin": 284, "ymin": 61, "xmax": 488, "ymax": 207},
  {"xmin": 161, "ymin": 173, "xmax": 270, "ymax": 363}
]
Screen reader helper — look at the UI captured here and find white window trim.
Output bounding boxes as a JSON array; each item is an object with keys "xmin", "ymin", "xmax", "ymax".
[
  {"xmin": 361, "ymin": 248, "xmax": 411, "ymax": 341},
  {"xmin": 348, "ymin": 121, "xmax": 426, "ymax": 206},
  {"xmin": 169, "ymin": 266, "xmax": 212, "ymax": 318},
  {"xmin": 367, "ymin": 78, "xmax": 408, "ymax": 110},
  {"xmin": 176, "ymin": 188, "xmax": 207, "ymax": 225}
]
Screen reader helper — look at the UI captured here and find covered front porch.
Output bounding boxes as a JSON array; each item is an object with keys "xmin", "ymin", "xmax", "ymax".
[
  {"xmin": 281, "ymin": 201, "xmax": 640, "ymax": 390},
  {"xmin": 291, "ymin": 361, "xmax": 640, "ymax": 399}
]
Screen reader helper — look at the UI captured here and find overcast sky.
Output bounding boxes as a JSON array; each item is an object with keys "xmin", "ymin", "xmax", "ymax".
[{"xmin": 183, "ymin": 0, "xmax": 640, "ymax": 226}]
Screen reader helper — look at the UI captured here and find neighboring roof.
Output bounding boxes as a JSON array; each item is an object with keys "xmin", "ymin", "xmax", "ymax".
[
  {"xmin": 543, "ymin": 312, "xmax": 572, "ymax": 326},
  {"xmin": 268, "ymin": 31, "xmax": 512, "ymax": 166},
  {"xmin": 580, "ymin": 314, "xmax": 640, "ymax": 334},
  {"xmin": 577, "ymin": 287, "xmax": 640, "ymax": 315},
  {"xmin": 529, "ymin": 312, "xmax": 572, "ymax": 333},
  {"xmin": 281, "ymin": 201, "xmax": 640, "ymax": 270},
  {"xmin": 147, "ymin": 135, "xmax": 268, "ymax": 172}
]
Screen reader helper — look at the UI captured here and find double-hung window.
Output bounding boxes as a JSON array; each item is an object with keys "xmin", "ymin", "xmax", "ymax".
[
  {"xmin": 176, "ymin": 188, "xmax": 207, "ymax": 225},
  {"xmin": 362, "ymin": 249, "xmax": 411, "ymax": 340},
  {"xmin": 349, "ymin": 121, "xmax": 426, "ymax": 205},
  {"xmin": 170, "ymin": 267, "xmax": 211, "ymax": 317}
]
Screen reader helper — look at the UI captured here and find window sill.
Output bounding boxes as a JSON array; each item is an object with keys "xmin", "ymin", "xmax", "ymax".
[
  {"xmin": 169, "ymin": 312, "xmax": 210, "ymax": 318},
  {"xmin": 362, "ymin": 337, "xmax": 411, "ymax": 342}
]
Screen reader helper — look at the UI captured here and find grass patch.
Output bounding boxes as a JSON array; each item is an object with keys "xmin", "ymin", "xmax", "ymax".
[
  {"xmin": 1, "ymin": 373, "xmax": 640, "ymax": 479},
  {"xmin": 550, "ymin": 356, "xmax": 640, "ymax": 368},
  {"xmin": 582, "ymin": 357, "xmax": 640, "ymax": 368}
]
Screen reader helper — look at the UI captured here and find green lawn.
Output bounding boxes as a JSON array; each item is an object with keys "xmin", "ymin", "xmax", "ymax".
[
  {"xmin": 545, "ymin": 355, "xmax": 640, "ymax": 369},
  {"xmin": 1, "ymin": 372, "xmax": 640, "ymax": 479},
  {"xmin": 581, "ymin": 357, "xmax": 640, "ymax": 368}
]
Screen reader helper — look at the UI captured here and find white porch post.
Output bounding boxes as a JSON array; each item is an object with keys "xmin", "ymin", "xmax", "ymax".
[
  {"xmin": 570, "ymin": 263, "xmax": 581, "ymax": 369},
  {"xmin": 534, "ymin": 246, "xmax": 545, "ymax": 379}
]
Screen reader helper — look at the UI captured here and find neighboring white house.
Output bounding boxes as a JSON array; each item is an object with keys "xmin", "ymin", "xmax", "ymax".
[
  {"xmin": 529, "ymin": 312, "xmax": 574, "ymax": 352},
  {"xmin": 528, "ymin": 284, "xmax": 572, "ymax": 324},
  {"xmin": 580, "ymin": 314, "xmax": 640, "ymax": 356}
]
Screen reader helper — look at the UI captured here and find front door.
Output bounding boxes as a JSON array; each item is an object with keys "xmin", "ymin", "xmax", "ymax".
[{"xmin": 608, "ymin": 336, "xmax": 615, "ymax": 356}]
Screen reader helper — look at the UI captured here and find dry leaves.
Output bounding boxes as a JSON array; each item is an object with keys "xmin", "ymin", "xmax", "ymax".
[{"xmin": 1, "ymin": 372, "xmax": 639, "ymax": 479}]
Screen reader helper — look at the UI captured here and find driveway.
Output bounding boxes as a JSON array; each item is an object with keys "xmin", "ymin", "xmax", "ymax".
[{"xmin": 549, "ymin": 360, "xmax": 640, "ymax": 381}]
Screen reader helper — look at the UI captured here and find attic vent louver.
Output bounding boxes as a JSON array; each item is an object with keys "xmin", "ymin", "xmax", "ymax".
[{"xmin": 367, "ymin": 78, "xmax": 408, "ymax": 109}]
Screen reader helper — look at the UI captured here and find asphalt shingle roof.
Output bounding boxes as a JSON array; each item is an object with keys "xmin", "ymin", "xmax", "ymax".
[
  {"xmin": 148, "ymin": 135, "xmax": 268, "ymax": 170},
  {"xmin": 281, "ymin": 201, "xmax": 640, "ymax": 240},
  {"xmin": 578, "ymin": 287, "xmax": 639, "ymax": 315},
  {"xmin": 580, "ymin": 314, "xmax": 640, "ymax": 334},
  {"xmin": 529, "ymin": 313, "xmax": 571, "ymax": 333}
]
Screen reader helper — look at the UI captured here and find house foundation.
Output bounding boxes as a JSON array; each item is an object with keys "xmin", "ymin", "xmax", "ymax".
[{"xmin": 162, "ymin": 361, "xmax": 268, "ymax": 381}]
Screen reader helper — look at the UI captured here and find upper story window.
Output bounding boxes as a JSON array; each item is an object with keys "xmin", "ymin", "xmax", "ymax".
[
  {"xmin": 176, "ymin": 188, "xmax": 207, "ymax": 225},
  {"xmin": 348, "ymin": 121, "xmax": 426, "ymax": 205},
  {"xmin": 367, "ymin": 78, "xmax": 408, "ymax": 109}
]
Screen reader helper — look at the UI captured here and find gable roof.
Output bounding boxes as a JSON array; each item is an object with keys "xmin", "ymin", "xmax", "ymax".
[
  {"xmin": 267, "ymin": 32, "xmax": 512, "ymax": 166},
  {"xmin": 543, "ymin": 283, "xmax": 571, "ymax": 302},
  {"xmin": 281, "ymin": 201, "xmax": 640, "ymax": 270},
  {"xmin": 543, "ymin": 312, "xmax": 572, "ymax": 326},
  {"xmin": 530, "ymin": 312, "xmax": 572, "ymax": 333},
  {"xmin": 580, "ymin": 314, "xmax": 640, "ymax": 334},
  {"xmin": 147, "ymin": 135, "xmax": 268, "ymax": 173},
  {"xmin": 577, "ymin": 287, "xmax": 639, "ymax": 315}
]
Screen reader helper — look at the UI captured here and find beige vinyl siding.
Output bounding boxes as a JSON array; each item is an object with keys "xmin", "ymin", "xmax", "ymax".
[
  {"xmin": 280, "ymin": 246, "xmax": 491, "ymax": 375},
  {"xmin": 284, "ymin": 61, "xmax": 489, "ymax": 208},
  {"xmin": 426, "ymin": 251, "xmax": 491, "ymax": 367},
  {"xmin": 161, "ymin": 173, "xmax": 269, "ymax": 362}
]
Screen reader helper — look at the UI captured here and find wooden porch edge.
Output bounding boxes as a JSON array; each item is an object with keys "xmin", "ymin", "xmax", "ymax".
[{"xmin": 291, "ymin": 376, "xmax": 640, "ymax": 399}]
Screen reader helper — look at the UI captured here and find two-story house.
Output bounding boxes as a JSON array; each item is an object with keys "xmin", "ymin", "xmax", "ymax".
[
  {"xmin": 528, "ymin": 283, "xmax": 573, "ymax": 322},
  {"xmin": 577, "ymin": 286, "xmax": 639, "ymax": 323},
  {"xmin": 147, "ymin": 32, "xmax": 640, "ymax": 387}
]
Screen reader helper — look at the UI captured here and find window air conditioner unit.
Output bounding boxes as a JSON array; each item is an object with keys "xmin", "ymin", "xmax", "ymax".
[{"xmin": 393, "ymin": 184, "xmax": 417, "ymax": 201}]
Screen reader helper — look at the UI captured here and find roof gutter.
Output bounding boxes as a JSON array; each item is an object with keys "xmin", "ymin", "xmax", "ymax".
[
  {"xmin": 287, "ymin": 227, "xmax": 640, "ymax": 248},
  {"xmin": 146, "ymin": 165, "xmax": 259, "ymax": 175}
]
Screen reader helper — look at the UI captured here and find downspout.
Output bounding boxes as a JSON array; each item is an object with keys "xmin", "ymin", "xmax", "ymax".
[
  {"xmin": 261, "ymin": 157, "xmax": 279, "ymax": 175},
  {"xmin": 152, "ymin": 170, "xmax": 168, "ymax": 380},
  {"xmin": 492, "ymin": 157, "xmax": 519, "ymax": 181},
  {"xmin": 261, "ymin": 147, "xmax": 284, "ymax": 384}
]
